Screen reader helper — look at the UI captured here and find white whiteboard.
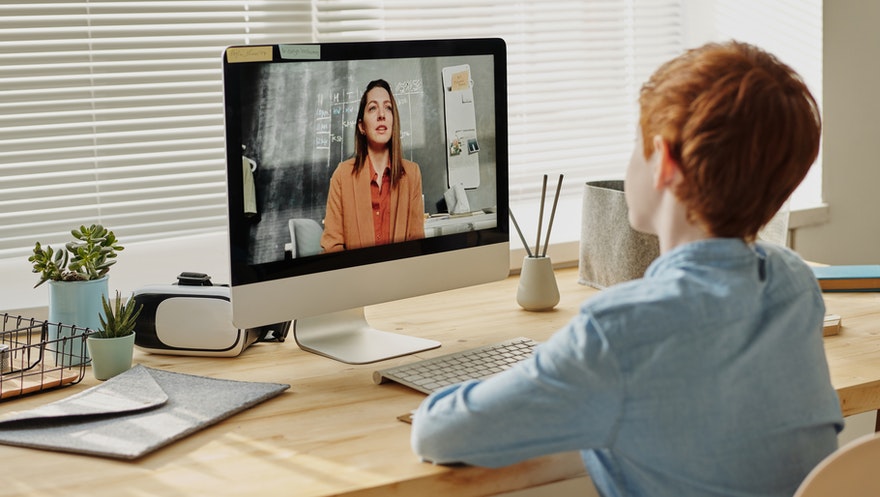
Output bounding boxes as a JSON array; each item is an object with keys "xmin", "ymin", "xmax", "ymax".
[{"xmin": 442, "ymin": 64, "xmax": 480, "ymax": 189}]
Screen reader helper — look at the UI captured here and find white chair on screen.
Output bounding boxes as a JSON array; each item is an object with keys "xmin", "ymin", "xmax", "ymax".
[
  {"xmin": 793, "ymin": 432, "xmax": 880, "ymax": 497},
  {"xmin": 287, "ymin": 218, "xmax": 323, "ymax": 258}
]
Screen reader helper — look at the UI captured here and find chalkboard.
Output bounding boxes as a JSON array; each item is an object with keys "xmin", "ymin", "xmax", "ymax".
[{"xmin": 238, "ymin": 55, "xmax": 498, "ymax": 264}]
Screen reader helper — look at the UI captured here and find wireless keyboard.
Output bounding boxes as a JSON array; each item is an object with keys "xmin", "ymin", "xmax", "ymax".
[{"xmin": 372, "ymin": 337, "xmax": 539, "ymax": 394}]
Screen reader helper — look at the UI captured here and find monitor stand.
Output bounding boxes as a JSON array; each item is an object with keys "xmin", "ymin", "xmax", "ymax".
[{"xmin": 292, "ymin": 307, "xmax": 441, "ymax": 364}]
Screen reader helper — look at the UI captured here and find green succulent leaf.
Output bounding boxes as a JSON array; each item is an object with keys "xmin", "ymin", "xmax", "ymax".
[
  {"xmin": 28, "ymin": 224, "xmax": 124, "ymax": 287},
  {"xmin": 98, "ymin": 291, "xmax": 143, "ymax": 339}
]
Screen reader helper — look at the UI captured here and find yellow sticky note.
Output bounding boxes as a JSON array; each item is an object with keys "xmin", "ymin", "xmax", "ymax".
[
  {"xmin": 451, "ymin": 70, "xmax": 469, "ymax": 91},
  {"xmin": 226, "ymin": 46, "xmax": 273, "ymax": 63}
]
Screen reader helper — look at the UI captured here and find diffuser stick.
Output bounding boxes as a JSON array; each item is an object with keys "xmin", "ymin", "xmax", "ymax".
[
  {"xmin": 541, "ymin": 174, "xmax": 564, "ymax": 257},
  {"xmin": 508, "ymin": 209, "xmax": 533, "ymax": 257},
  {"xmin": 534, "ymin": 174, "xmax": 548, "ymax": 257}
]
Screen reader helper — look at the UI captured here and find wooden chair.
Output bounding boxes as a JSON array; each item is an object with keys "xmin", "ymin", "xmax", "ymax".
[{"xmin": 794, "ymin": 433, "xmax": 880, "ymax": 497}]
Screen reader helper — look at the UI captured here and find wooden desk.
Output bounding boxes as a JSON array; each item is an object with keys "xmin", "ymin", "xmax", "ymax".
[
  {"xmin": 0, "ymin": 266, "xmax": 878, "ymax": 496},
  {"xmin": 820, "ymin": 291, "xmax": 880, "ymax": 418}
]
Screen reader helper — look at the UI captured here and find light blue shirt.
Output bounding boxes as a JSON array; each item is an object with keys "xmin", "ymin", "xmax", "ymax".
[{"xmin": 412, "ymin": 239, "xmax": 843, "ymax": 497}]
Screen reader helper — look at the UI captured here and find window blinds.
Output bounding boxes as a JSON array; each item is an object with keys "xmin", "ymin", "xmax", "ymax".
[
  {"xmin": 0, "ymin": 1, "xmax": 311, "ymax": 259},
  {"xmin": 712, "ymin": 0, "xmax": 823, "ymax": 209},
  {"xmin": 0, "ymin": 1, "xmax": 820, "ymax": 260}
]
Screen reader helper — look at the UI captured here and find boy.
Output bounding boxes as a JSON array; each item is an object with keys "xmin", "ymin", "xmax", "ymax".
[{"xmin": 411, "ymin": 41, "xmax": 843, "ymax": 497}]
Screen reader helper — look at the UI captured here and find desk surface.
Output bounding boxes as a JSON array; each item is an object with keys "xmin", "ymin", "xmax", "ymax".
[{"xmin": 1, "ymin": 266, "xmax": 879, "ymax": 496}]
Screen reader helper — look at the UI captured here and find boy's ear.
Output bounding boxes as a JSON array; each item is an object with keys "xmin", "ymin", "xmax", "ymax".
[{"xmin": 652, "ymin": 135, "xmax": 682, "ymax": 189}]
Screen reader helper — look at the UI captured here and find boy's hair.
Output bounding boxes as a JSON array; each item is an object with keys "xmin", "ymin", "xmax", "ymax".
[{"xmin": 638, "ymin": 41, "xmax": 821, "ymax": 240}]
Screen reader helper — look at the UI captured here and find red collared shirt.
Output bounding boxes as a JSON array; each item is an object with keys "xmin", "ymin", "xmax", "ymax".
[{"xmin": 370, "ymin": 167, "xmax": 392, "ymax": 245}]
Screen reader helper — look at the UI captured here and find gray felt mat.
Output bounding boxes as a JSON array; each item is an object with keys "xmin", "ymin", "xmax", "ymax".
[{"xmin": 0, "ymin": 364, "xmax": 289, "ymax": 459}]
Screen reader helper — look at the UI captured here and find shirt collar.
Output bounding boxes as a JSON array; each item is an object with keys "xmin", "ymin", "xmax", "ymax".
[{"xmin": 645, "ymin": 238, "xmax": 759, "ymax": 277}]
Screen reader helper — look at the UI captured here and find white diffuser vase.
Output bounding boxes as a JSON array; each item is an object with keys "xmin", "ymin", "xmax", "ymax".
[{"xmin": 516, "ymin": 256, "xmax": 560, "ymax": 311}]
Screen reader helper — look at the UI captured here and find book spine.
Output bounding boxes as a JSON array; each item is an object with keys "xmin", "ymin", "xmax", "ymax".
[{"xmin": 818, "ymin": 278, "xmax": 880, "ymax": 292}]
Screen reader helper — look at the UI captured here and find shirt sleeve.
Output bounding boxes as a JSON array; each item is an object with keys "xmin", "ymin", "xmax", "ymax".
[
  {"xmin": 406, "ymin": 163, "xmax": 425, "ymax": 240},
  {"xmin": 410, "ymin": 310, "xmax": 625, "ymax": 468}
]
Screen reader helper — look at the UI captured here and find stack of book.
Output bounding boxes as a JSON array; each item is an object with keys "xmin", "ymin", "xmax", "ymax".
[{"xmin": 811, "ymin": 265, "xmax": 880, "ymax": 292}]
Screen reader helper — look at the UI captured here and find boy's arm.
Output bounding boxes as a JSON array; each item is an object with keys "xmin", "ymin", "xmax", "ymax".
[{"xmin": 410, "ymin": 311, "xmax": 625, "ymax": 468}]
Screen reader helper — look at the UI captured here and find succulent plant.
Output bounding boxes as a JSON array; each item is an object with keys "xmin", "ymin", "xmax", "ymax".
[
  {"xmin": 96, "ymin": 291, "xmax": 143, "ymax": 339},
  {"xmin": 28, "ymin": 224, "xmax": 124, "ymax": 288}
]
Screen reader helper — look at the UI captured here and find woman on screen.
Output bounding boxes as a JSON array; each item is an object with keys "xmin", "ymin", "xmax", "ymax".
[{"xmin": 320, "ymin": 79, "xmax": 425, "ymax": 253}]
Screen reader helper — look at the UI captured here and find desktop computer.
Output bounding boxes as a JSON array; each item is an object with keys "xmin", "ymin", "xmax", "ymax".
[{"xmin": 222, "ymin": 38, "xmax": 510, "ymax": 364}]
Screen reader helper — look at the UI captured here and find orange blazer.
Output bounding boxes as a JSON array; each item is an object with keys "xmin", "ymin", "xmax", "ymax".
[{"xmin": 320, "ymin": 158, "xmax": 425, "ymax": 253}]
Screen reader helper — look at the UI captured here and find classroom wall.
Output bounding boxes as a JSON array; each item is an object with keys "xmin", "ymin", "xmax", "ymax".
[{"xmin": 794, "ymin": 0, "xmax": 880, "ymax": 265}]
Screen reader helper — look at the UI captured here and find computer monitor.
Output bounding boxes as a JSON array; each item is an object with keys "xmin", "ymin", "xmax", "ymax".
[{"xmin": 222, "ymin": 38, "xmax": 509, "ymax": 364}]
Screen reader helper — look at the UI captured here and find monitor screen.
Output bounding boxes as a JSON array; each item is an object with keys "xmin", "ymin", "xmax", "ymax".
[{"xmin": 223, "ymin": 38, "xmax": 510, "ymax": 363}]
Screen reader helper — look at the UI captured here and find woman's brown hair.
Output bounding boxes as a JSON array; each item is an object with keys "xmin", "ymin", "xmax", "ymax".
[{"xmin": 353, "ymin": 79, "xmax": 405, "ymax": 187}]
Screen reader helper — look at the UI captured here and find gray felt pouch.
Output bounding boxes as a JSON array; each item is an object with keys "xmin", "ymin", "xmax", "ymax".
[{"xmin": 578, "ymin": 180, "xmax": 660, "ymax": 289}]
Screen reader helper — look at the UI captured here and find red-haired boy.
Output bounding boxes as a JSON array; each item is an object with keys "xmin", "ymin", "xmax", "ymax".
[{"xmin": 412, "ymin": 41, "xmax": 842, "ymax": 497}]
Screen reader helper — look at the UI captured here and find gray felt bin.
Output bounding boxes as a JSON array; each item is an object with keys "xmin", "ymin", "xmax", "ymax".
[{"xmin": 578, "ymin": 180, "xmax": 660, "ymax": 289}]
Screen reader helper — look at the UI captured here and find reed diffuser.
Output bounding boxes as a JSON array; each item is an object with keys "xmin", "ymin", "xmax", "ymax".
[{"xmin": 511, "ymin": 174, "xmax": 563, "ymax": 311}]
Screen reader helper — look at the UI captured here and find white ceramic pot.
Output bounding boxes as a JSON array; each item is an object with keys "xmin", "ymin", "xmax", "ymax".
[{"xmin": 516, "ymin": 256, "xmax": 560, "ymax": 311}]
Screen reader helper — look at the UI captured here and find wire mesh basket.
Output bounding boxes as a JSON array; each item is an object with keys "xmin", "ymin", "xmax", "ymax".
[{"xmin": 0, "ymin": 313, "xmax": 91, "ymax": 401}]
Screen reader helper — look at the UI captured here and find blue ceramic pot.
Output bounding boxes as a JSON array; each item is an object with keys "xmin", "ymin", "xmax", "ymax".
[{"xmin": 47, "ymin": 276, "xmax": 109, "ymax": 366}]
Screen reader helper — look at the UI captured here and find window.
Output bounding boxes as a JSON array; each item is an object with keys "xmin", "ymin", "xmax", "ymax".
[
  {"xmin": 0, "ymin": 1, "xmax": 687, "ymax": 262},
  {"xmin": 0, "ymin": 1, "xmax": 822, "ymax": 309},
  {"xmin": 0, "ymin": 1, "xmax": 312, "ymax": 260},
  {"xmin": 682, "ymin": 0, "xmax": 823, "ymax": 210}
]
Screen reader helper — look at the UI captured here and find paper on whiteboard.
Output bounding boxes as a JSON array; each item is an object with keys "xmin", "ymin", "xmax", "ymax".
[{"xmin": 442, "ymin": 64, "xmax": 480, "ymax": 189}]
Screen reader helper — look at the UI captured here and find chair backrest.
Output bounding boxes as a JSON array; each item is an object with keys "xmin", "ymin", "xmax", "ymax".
[
  {"xmin": 794, "ymin": 432, "xmax": 880, "ymax": 497},
  {"xmin": 288, "ymin": 218, "xmax": 323, "ymax": 258}
]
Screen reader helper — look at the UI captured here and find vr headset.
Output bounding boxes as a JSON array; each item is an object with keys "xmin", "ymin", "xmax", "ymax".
[{"xmin": 131, "ymin": 273, "xmax": 289, "ymax": 357}]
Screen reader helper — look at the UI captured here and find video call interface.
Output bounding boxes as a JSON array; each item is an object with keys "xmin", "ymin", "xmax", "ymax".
[{"xmin": 224, "ymin": 45, "xmax": 507, "ymax": 282}]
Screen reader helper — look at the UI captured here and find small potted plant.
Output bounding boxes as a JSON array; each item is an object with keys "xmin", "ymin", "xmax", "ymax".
[
  {"xmin": 28, "ymin": 224, "xmax": 124, "ymax": 365},
  {"xmin": 87, "ymin": 291, "xmax": 143, "ymax": 380},
  {"xmin": 28, "ymin": 224, "xmax": 123, "ymax": 288}
]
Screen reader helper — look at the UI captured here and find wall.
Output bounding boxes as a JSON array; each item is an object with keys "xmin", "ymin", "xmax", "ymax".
[{"xmin": 794, "ymin": 0, "xmax": 880, "ymax": 264}]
